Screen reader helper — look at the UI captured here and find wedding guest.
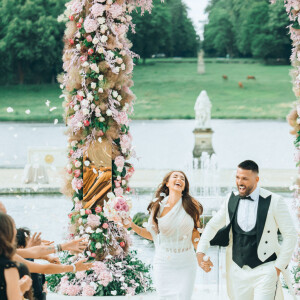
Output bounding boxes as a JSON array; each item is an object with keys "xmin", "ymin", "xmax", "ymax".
[
  {"xmin": 123, "ymin": 171, "xmax": 203, "ymax": 300},
  {"xmin": 17, "ymin": 228, "xmax": 47, "ymax": 300},
  {"xmin": 0, "ymin": 212, "xmax": 32, "ymax": 300}
]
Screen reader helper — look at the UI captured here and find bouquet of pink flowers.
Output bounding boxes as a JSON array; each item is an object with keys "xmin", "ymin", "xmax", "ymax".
[{"xmin": 103, "ymin": 194, "xmax": 132, "ymax": 223}]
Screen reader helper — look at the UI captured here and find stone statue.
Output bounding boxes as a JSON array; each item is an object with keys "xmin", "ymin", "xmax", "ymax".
[{"xmin": 194, "ymin": 90, "xmax": 212, "ymax": 129}]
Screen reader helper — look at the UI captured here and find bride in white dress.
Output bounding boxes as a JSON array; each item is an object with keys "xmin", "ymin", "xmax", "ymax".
[{"xmin": 123, "ymin": 171, "xmax": 204, "ymax": 300}]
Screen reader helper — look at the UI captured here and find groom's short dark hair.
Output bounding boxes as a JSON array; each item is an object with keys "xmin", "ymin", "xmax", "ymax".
[{"xmin": 238, "ymin": 160, "xmax": 259, "ymax": 173}]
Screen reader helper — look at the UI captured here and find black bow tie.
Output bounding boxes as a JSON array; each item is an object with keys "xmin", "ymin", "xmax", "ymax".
[{"xmin": 240, "ymin": 196, "xmax": 254, "ymax": 201}]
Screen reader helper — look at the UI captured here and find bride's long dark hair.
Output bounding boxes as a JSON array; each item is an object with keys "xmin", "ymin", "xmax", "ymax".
[{"xmin": 147, "ymin": 170, "xmax": 203, "ymax": 231}]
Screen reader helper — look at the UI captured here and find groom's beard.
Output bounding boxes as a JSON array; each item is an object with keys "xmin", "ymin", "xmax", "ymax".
[{"xmin": 238, "ymin": 185, "xmax": 254, "ymax": 197}]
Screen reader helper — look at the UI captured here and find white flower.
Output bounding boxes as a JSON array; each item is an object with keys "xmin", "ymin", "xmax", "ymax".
[
  {"xmin": 97, "ymin": 17, "xmax": 106, "ymax": 24},
  {"xmin": 120, "ymin": 50, "xmax": 126, "ymax": 56},
  {"xmin": 99, "ymin": 117, "xmax": 105, "ymax": 122},
  {"xmin": 73, "ymin": 105, "xmax": 79, "ymax": 112},
  {"xmin": 100, "ymin": 35, "xmax": 108, "ymax": 43},
  {"xmin": 107, "ymin": 0, "xmax": 112, "ymax": 4},
  {"xmin": 76, "ymin": 31, "xmax": 81, "ymax": 38},
  {"xmin": 80, "ymin": 209, "xmax": 85, "ymax": 216},
  {"xmin": 66, "ymin": 164, "xmax": 72, "ymax": 171},
  {"xmin": 90, "ymin": 63, "xmax": 99, "ymax": 73},
  {"xmin": 107, "ymin": 192, "xmax": 115, "ymax": 199},
  {"xmin": 78, "ymin": 218, "xmax": 82, "ymax": 224},
  {"xmin": 76, "ymin": 44, "xmax": 81, "ymax": 50},
  {"xmin": 106, "ymin": 109, "xmax": 112, "ymax": 116},
  {"xmin": 117, "ymin": 176, "xmax": 121, "ymax": 181},
  {"xmin": 100, "ymin": 24, "xmax": 108, "ymax": 33},
  {"xmin": 98, "ymin": 88, "xmax": 103, "ymax": 93},
  {"xmin": 81, "ymin": 99, "xmax": 89, "ymax": 107},
  {"xmin": 97, "ymin": 47, "xmax": 104, "ymax": 54},
  {"xmin": 85, "ymin": 226, "xmax": 92, "ymax": 233},
  {"xmin": 87, "ymin": 93, "xmax": 94, "ymax": 101},
  {"xmin": 79, "ymin": 225, "xmax": 84, "ymax": 230},
  {"xmin": 75, "ymin": 161, "xmax": 81, "ymax": 168},
  {"xmin": 91, "ymin": 82, "xmax": 97, "ymax": 89},
  {"xmin": 82, "ymin": 61, "xmax": 89, "ymax": 67},
  {"xmin": 112, "ymin": 91, "xmax": 118, "ymax": 98},
  {"xmin": 71, "ymin": 141, "xmax": 78, "ymax": 147},
  {"xmin": 96, "ymin": 242, "xmax": 102, "ymax": 249},
  {"xmin": 77, "ymin": 121, "xmax": 83, "ymax": 128},
  {"xmin": 96, "ymin": 228, "xmax": 102, "ymax": 233},
  {"xmin": 95, "ymin": 107, "xmax": 101, "ymax": 117},
  {"xmin": 91, "ymin": 103, "xmax": 96, "ymax": 109},
  {"xmin": 120, "ymin": 276, "xmax": 125, "ymax": 282},
  {"xmin": 92, "ymin": 37, "xmax": 99, "ymax": 44},
  {"xmin": 74, "ymin": 197, "xmax": 79, "ymax": 202},
  {"xmin": 122, "ymin": 180, "xmax": 126, "ymax": 185},
  {"xmin": 117, "ymin": 167, "xmax": 123, "ymax": 172},
  {"xmin": 111, "ymin": 291, "xmax": 117, "ymax": 296},
  {"xmin": 107, "ymin": 50, "xmax": 114, "ymax": 58},
  {"xmin": 114, "ymin": 67, "xmax": 120, "ymax": 73},
  {"xmin": 98, "ymin": 75, "xmax": 104, "ymax": 81},
  {"xmin": 117, "ymin": 95, "xmax": 122, "ymax": 101},
  {"xmin": 126, "ymin": 15, "xmax": 132, "ymax": 22},
  {"xmin": 83, "ymin": 108, "xmax": 89, "ymax": 115},
  {"xmin": 90, "ymin": 282, "xmax": 97, "ymax": 289},
  {"xmin": 121, "ymin": 63, "xmax": 126, "ymax": 70},
  {"xmin": 78, "ymin": 91, "xmax": 85, "ymax": 97}
]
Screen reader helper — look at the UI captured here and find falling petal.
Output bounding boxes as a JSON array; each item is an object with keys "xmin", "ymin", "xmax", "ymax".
[
  {"xmin": 59, "ymin": 94, "xmax": 66, "ymax": 99},
  {"xmin": 49, "ymin": 107, "xmax": 57, "ymax": 112},
  {"xmin": 45, "ymin": 100, "xmax": 50, "ymax": 107},
  {"xmin": 84, "ymin": 160, "xmax": 90, "ymax": 166},
  {"xmin": 92, "ymin": 168, "xmax": 97, "ymax": 174},
  {"xmin": 7, "ymin": 107, "xmax": 13, "ymax": 113},
  {"xmin": 25, "ymin": 109, "xmax": 31, "ymax": 114},
  {"xmin": 54, "ymin": 119, "xmax": 58, "ymax": 125},
  {"xmin": 98, "ymin": 137, "xmax": 102, "ymax": 143}
]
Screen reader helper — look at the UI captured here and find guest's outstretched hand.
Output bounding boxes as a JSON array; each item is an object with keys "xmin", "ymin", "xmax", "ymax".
[
  {"xmin": 62, "ymin": 237, "xmax": 88, "ymax": 253},
  {"xmin": 197, "ymin": 252, "xmax": 214, "ymax": 273},
  {"xmin": 27, "ymin": 232, "xmax": 42, "ymax": 247},
  {"xmin": 75, "ymin": 258, "xmax": 94, "ymax": 272}
]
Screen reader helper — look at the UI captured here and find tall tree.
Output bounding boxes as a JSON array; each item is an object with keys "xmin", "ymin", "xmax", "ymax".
[{"xmin": 0, "ymin": 0, "xmax": 66, "ymax": 84}]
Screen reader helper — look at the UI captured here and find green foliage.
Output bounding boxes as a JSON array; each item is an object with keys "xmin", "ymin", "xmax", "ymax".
[
  {"xmin": 128, "ymin": 0, "xmax": 198, "ymax": 62},
  {"xmin": 204, "ymin": 0, "xmax": 291, "ymax": 59},
  {"xmin": 133, "ymin": 212, "xmax": 149, "ymax": 227},
  {"xmin": 0, "ymin": 0, "xmax": 66, "ymax": 84}
]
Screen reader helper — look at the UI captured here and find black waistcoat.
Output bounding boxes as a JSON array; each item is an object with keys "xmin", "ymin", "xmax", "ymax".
[{"xmin": 232, "ymin": 211, "xmax": 277, "ymax": 268}]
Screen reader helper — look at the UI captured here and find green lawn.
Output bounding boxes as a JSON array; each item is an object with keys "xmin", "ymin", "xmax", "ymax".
[{"xmin": 0, "ymin": 61, "xmax": 295, "ymax": 121}]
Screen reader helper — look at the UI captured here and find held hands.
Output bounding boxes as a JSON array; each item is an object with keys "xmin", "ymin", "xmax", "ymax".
[
  {"xmin": 197, "ymin": 252, "xmax": 214, "ymax": 273},
  {"xmin": 63, "ymin": 237, "xmax": 88, "ymax": 253}
]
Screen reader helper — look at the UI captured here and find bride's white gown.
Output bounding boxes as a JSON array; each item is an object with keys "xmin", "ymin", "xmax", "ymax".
[{"xmin": 146, "ymin": 197, "xmax": 197, "ymax": 300}]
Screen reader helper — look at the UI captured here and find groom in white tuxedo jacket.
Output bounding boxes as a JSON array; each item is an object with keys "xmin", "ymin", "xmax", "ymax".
[{"xmin": 197, "ymin": 160, "xmax": 297, "ymax": 300}]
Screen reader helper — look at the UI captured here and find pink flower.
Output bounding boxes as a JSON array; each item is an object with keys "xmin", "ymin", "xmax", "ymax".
[
  {"xmin": 72, "ymin": 178, "xmax": 83, "ymax": 191},
  {"xmin": 126, "ymin": 286, "xmax": 136, "ymax": 296},
  {"xmin": 71, "ymin": 1, "xmax": 83, "ymax": 14},
  {"xmin": 74, "ymin": 169, "xmax": 81, "ymax": 177},
  {"xmin": 69, "ymin": 15, "xmax": 74, "ymax": 21},
  {"xmin": 115, "ymin": 111, "xmax": 129, "ymax": 126},
  {"xmin": 87, "ymin": 214, "xmax": 100, "ymax": 228},
  {"xmin": 114, "ymin": 156, "xmax": 125, "ymax": 168},
  {"xmin": 115, "ymin": 180, "xmax": 121, "ymax": 188},
  {"xmin": 92, "ymin": 261, "xmax": 107, "ymax": 275},
  {"xmin": 91, "ymin": 253, "xmax": 96, "ymax": 258},
  {"xmin": 91, "ymin": 3, "xmax": 105, "ymax": 17},
  {"xmin": 114, "ymin": 203, "xmax": 121, "ymax": 211},
  {"xmin": 114, "ymin": 187, "xmax": 124, "ymax": 197},
  {"xmin": 80, "ymin": 55, "xmax": 87, "ymax": 62},
  {"xmin": 109, "ymin": 4, "xmax": 123, "ymax": 18},
  {"xmin": 85, "ymin": 209, "xmax": 92, "ymax": 215},
  {"xmin": 98, "ymin": 270, "xmax": 113, "ymax": 287},
  {"xmin": 84, "ymin": 18, "xmax": 98, "ymax": 33},
  {"xmin": 66, "ymin": 284, "xmax": 81, "ymax": 296},
  {"xmin": 120, "ymin": 134, "xmax": 131, "ymax": 152},
  {"xmin": 75, "ymin": 202, "xmax": 82, "ymax": 211},
  {"xmin": 88, "ymin": 49, "xmax": 94, "ymax": 55},
  {"xmin": 120, "ymin": 241, "xmax": 125, "ymax": 247},
  {"xmin": 75, "ymin": 271, "xmax": 86, "ymax": 280},
  {"xmin": 95, "ymin": 206, "xmax": 102, "ymax": 213},
  {"xmin": 76, "ymin": 23, "xmax": 82, "ymax": 28},
  {"xmin": 102, "ymin": 223, "xmax": 108, "ymax": 229},
  {"xmin": 114, "ymin": 24, "xmax": 127, "ymax": 35},
  {"xmin": 84, "ymin": 120, "xmax": 90, "ymax": 126},
  {"xmin": 82, "ymin": 284, "xmax": 96, "ymax": 296},
  {"xmin": 68, "ymin": 213, "xmax": 72, "ymax": 218},
  {"xmin": 86, "ymin": 35, "xmax": 93, "ymax": 42}
]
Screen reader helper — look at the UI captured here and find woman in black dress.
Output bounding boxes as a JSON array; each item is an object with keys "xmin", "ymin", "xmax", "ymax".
[{"xmin": 0, "ymin": 212, "xmax": 32, "ymax": 300}]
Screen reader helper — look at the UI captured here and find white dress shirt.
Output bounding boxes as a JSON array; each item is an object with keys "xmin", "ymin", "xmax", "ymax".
[{"xmin": 237, "ymin": 186, "xmax": 260, "ymax": 232}]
